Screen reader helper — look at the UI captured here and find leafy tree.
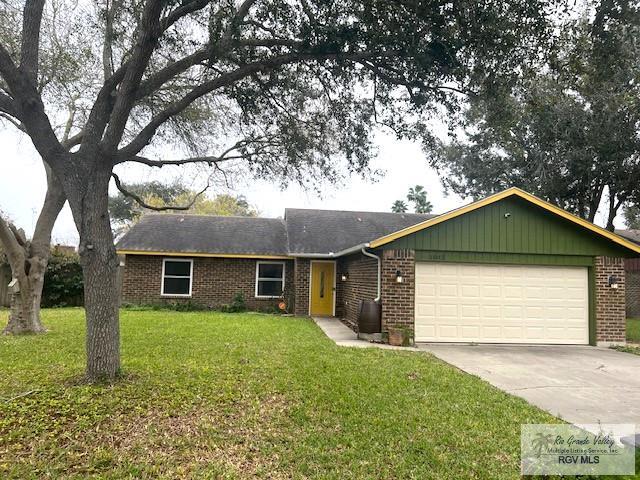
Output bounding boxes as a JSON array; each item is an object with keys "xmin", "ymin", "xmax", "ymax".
[
  {"xmin": 0, "ymin": 0, "xmax": 556, "ymax": 380},
  {"xmin": 189, "ymin": 194, "xmax": 257, "ymax": 217},
  {"xmin": 407, "ymin": 185, "xmax": 433, "ymax": 214},
  {"xmin": 431, "ymin": 0, "xmax": 640, "ymax": 230},
  {"xmin": 109, "ymin": 181, "xmax": 257, "ymax": 234},
  {"xmin": 109, "ymin": 181, "xmax": 190, "ymax": 229},
  {"xmin": 624, "ymin": 204, "xmax": 640, "ymax": 229},
  {"xmin": 391, "ymin": 200, "xmax": 408, "ymax": 213}
]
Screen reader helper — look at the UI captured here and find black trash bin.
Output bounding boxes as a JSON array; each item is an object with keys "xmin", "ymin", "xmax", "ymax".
[{"xmin": 358, "ymin": 300, "xmax": 381, "ymax": 334}]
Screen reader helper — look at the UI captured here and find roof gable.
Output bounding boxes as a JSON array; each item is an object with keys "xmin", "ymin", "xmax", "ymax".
[{"xmin": 370, "ymin": 188, "xmax": 640, "ymax": 256}]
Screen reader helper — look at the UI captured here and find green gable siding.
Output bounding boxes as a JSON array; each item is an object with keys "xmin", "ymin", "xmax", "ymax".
[{"xmin": 385, "ymin": 196, "xmax": 632, "ymax": 258}]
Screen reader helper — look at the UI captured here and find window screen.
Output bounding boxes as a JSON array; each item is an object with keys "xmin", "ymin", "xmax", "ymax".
[
  {"xmin": 256, "ymin": 262, "xmax": 285, "ymax": 297},
  {"xmin": 162, "ymin": 259, "xmax": 192, "ymax": 296}
]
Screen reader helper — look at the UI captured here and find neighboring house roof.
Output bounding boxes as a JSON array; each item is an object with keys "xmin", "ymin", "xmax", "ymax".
[
  {"xmin": 116, "ymin": 214, "xmax": 290, "ymax": 257},
  {"xmin": 616, "ymin": 229, "xmax": 640, "ymax": 245},
  {"xmin": 284, "ymin": 208, "xmax": 434, "ymax": 254},
  {"xmin": 368, "ymin": 187, "xmax": 640, "ymax": 255}
]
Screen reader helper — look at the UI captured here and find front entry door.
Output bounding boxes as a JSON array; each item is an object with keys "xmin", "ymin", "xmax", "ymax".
[{"xmin": 310, "ymin": 261, "xmax": 335, "ymax": 316}]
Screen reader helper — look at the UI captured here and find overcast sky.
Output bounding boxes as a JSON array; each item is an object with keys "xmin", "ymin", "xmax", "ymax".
[
  {"xmin": 0, "ymin": 121, "xmax": 623, "ymax": 246},
  {"xmin": 0, "ymin": 124, "xmax": 470, "ymax": 246}
]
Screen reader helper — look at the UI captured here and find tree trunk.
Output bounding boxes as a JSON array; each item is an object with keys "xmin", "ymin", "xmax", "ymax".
[
  {"xmin": 65, "ymin": 162, "xmax": 120, "ymax": 381},
  {"xmin": 4, "ymin": 268, "xmax": 46, "ymax": 335}
]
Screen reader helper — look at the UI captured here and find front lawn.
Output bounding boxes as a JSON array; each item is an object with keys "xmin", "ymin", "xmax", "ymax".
[
  {"xmin": 0, "ymin": 309, "xmax": 624, "ymax": 478},
  {"xmin": 614, "ymin": 318, "xmax": 640, "ymax": 355},
  {"xmin": 627, "ymin": 318, "xmax": 640, "ymax": 343}
]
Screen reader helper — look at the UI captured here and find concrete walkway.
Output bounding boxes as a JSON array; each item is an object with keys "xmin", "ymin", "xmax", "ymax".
[
  {"xmin": 420, "ymin": 344, "xmax": 640, "ymax": 435},
  {"xmin": 312, "ymin": 317, "xmax": 417, "ymax": 351}
]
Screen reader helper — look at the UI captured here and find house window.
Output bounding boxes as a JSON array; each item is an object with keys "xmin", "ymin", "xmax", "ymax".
[
  {"xmin": 255, "ymin": 261, "xmax": 285, "ymax": 298},
  {"xmin": 161, "ymin": 258, "xmax": 193, "ymax": 296}
]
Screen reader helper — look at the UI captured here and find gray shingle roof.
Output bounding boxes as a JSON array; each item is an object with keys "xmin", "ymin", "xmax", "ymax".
[
  {"xmin": 284, "ymin": 208, "xmax": 434, "ymax": 254},
  {"xmin": 116, "ymin": 209, "xmax": 435, "ymax": 256},
  {"xmin": 116, "ymin": 214, "xmax": 289, "ymax": 255},
  {"xmin": 616, "ymin": 229, "xmax": 640, "ymax": 245}
]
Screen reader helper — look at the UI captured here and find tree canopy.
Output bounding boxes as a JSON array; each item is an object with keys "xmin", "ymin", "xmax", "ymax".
[
  {"xmin": 407, "ymin": 185, "xmax": 433, "ymax": 214},
  {"xmin": 431, "ymin": 0, "xmax": 640, "ymax": 230},
  {"xmin": 109, "ymin": 180, "xmax": 258, "ymax": 234},
  {"xmin": 391, "ymin": 200, "xmax": 408, "ymax": 213},
  {"xmin": 393, "ymin": 185, "xmax": 433, "ymax": 213},
  {"xmin": 0, "ymin": 0, "xmax": 559, "ymax": 379}
]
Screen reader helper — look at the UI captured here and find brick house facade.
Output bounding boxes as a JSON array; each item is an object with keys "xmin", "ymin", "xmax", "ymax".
[
  {"xmin": 335, "ymin": 252, "xmax": 378, "ymax": 327},
  {"xmin": 117, "ymin": 189, "xmax": 639, "ymax": 347},
  {"xmin": 293, "ymin": 258, "xmax": 310, "ymax": 316},
  {"xmin": 380, "ymin": 249, "xmax": 415, "ymax": 336},
  {"xmin": 595, "ymin": 256, "xmax": 626, "ymax": 344},
  {"xmin": 121, "ymin": 255, "xmax": 294, "ymax": 311}
]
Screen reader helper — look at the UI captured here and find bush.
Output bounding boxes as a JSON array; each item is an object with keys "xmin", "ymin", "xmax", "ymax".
[
  {"xmin": 121, "ymin": 301, "xmax": 207, "ymax": 312},
  {"xmin": 221, "ymin": 293, "xmax": 247, "ymax": 313},
  {"xmin": 42, "ymin": 248, "xmax": 84, "ymax": 307}
]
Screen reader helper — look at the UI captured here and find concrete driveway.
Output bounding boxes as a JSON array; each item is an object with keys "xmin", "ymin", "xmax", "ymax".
[{"xmin": 419, "ymin": 345, "xmax": 640, "ymax": 432}]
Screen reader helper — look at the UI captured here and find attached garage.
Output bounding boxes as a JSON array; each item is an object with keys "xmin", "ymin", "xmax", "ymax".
[
  {"xmin": 371, "ymin": 188, "xmax": 640, "ymax": 346},
  {"xmin": 414, "ymin": 262, "xmax": 589, "ymax": 344}
]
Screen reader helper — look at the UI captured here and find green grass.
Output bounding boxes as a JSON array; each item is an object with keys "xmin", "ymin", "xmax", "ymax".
[
  {"xmin": 613, "ymin": 319, "xmax": 640, "ymax": 355},
  {"xmin": 627, "ymin": 318, "xmax": 640, "ymax": 343},
  {"xmin": 0, "ymin": 309, "xmax": 633, "ymax": 479}
]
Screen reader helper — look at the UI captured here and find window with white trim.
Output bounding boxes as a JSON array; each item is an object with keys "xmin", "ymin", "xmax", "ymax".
[
  {"xmin": 255, "ymin": 261, "xmax": 285, "ymax": 298},
  {"xmin": 161, "ymin": 258, "xmax": 193, "ymax": 296}
]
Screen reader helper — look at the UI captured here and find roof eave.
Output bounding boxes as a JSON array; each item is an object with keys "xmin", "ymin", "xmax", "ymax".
[
  {"xmin": 116, "ymin": 249, "xmax": 293, "ymax": 259},
  {"xmin": 368, "ymin": 187, "xmax": 640, "ymax": 255}
]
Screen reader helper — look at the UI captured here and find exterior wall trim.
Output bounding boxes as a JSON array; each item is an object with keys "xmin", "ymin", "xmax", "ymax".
[
  {"xmin": 309, "ymin": 260, "xmax": 337, "ymax": 317},
  {"xmin": 415, "ymin": 250, "xmax": 594, "ymax": 267},
  {"xmin": 118, "ymin": 250, "xmax": 293, "ymax": 259},
  {"xmin": 254, "ymin": 260, "xmax": 286, "ymax": 299},
  {"xmin": 160, "ymin": 257, "xmax": 193, "ymax": 298}
]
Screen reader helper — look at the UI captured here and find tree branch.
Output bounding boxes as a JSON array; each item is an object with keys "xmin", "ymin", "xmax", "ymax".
[
  {"xmin": 0, "ymin": 44, "xmax": 67, "ymax": 165},
  {"xmin": 0, "ymin": 92, "xmax": 19, "ymax": 119},
  {"xmin": 101, "ymin": 0, "xmax": 165, "ymax": 152},
  {"xmin": 31, "ymin": 165, "xmax": 66, "ymax": 253},
  {"xmin": 114, "ymin": 137, "xmax": 275, "ymax": 167},
  {"xmin": 0, "ymin": 215, "xmax": 25, "ymax": 277},
  {"xmin": 111, "ymin": 172, "xmax": 210, "ymax": 211},
  {"xmin": 20, "ymin": 0, "xmax": 46, "ymax": 84},
  {"xmin": 118, "ymin": 51, "xmax": 383, "ymax": 158}
]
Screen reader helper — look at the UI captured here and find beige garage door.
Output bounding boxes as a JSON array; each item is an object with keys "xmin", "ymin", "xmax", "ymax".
[{"xmin": 415, "ymin": 262, "xmax": 589, "ymax": 344}]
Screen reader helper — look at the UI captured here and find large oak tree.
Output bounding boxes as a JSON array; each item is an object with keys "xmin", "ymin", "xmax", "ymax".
[
  {"xmin": 432, "ymin": 0, "xmax": 640, "ymax": 230},
  {"xmin": 0, "ymin": 0, "xmax": 555, "ymax": 380}
]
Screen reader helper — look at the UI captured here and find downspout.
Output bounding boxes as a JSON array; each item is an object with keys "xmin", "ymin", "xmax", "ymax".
[{"xmin": 361, "ymin": 244, "xmax": 381, "ymax": 302}]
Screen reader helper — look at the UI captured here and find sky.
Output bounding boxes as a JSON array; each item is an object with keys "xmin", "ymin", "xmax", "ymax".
[{"xmin": 0, "ymin": 126, "xmax": 469, "ymax": 246}]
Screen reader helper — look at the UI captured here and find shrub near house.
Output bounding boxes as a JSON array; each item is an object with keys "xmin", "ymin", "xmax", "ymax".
[{"xmin": 42, "ymin": 247, "xmax": 83, "ymax": 307}]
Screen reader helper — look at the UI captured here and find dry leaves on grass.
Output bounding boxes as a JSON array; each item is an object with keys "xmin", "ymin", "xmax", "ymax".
[{"xmin": 10, "ymin": 394, "xmax": 299, "ymax": 479}]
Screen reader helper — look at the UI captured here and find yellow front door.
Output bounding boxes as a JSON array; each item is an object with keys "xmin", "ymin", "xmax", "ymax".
[{"xmin": 310, "ymin": 262, "xmax": 335, "ymax": 316}]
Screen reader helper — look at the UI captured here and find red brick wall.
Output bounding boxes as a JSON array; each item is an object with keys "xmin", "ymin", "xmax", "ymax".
[
  {"xmin": 380, "ymin": 249, "xmax": 415, "ymax": 337},
  {"xmin": 293, "ymin": 258, "xmax": 310, "ymax": 316},
  {"xmin": 625, "ymin": 260, "xmax": 640, "ymax": 317},
  {"xmin": 121, "ymin": 255, "xmax": 293, "ymax": 311},
  {"xmin": 335, "ymin": 252, "xmax": 378, "ymax": 328},
  {"xmin": 595, "ymin": 256, "xmax": 626, "ymax": 344}
]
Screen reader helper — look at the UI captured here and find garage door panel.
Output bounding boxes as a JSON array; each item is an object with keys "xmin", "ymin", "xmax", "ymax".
[{"xmin": 414, "ymin": 263, "xmax": 589, "ymax": 344}]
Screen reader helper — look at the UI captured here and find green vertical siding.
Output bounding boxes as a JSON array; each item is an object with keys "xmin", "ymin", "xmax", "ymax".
[{"xmin": 386, "ymin": 196, "xmax": 631, "ymax": 257}]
